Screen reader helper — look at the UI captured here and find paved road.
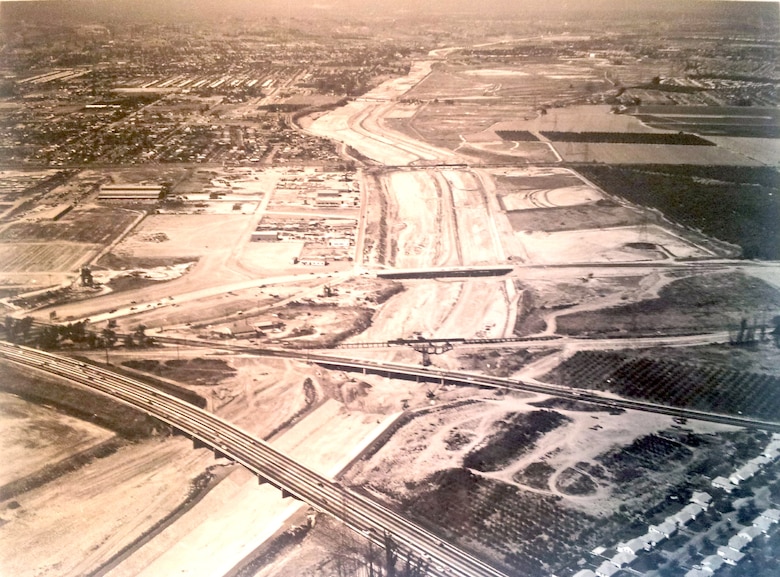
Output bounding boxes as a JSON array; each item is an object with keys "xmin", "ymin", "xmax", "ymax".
[
  {"xmin": 148, "ymin": 336, "xmax": 780, "ymax": 433},
  {"xmin": 0, "ymin": 341, "xmax": 512, "ymax": 577}
]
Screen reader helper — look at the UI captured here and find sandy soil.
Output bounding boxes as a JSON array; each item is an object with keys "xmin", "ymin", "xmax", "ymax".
[
  {"xmin": 500, "ymin": 184, "xmax": 602, "ymax": 210},
  {"xmin": 383, "ymin": 170, "xmax": 454, "ymax": 268},
  {"xmin": 104, "ymin": 400, "xmax": 399, "ymax": 577},
  {"xmin": 441, "ymin": 169, "xmax": 500, "ymax": 265},
  {"xmin": 346, "ymin": 394, "xmax": 737, "ymax": 518},
  {"xmin": 516, "ymin": 225, "xmax": 712, "ymax": 265},
  {"xmin": 0, "ymin": 392, "xmax": 115, "ymax": 489},
  {"xmin": 0, "ymin": 437, "xmax": 213, "ymax": 577}
]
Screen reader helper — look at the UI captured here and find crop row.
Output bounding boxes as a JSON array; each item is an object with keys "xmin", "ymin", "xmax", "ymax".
[
  {"xmin": 600, "ymin": 433, "xmax": 693, "ymax": 472},
  {"xmin": 541, "ymin": 131, "xmax": 715, "ymax": 145},
  {"xmin": 551, "ymin": 351, "xmax": 780, "ymax": 420},
  {"xmin": 407, "ymin": 469, "xmax": 603, "ymax": 575}
]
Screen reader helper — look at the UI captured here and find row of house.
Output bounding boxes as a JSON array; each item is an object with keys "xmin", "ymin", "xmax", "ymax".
[
  {"xmin": 712, "ymin": 433, "xmax": 780, "ymax": 493},
  {"xmin": 682, "ymin": 435, "xmax": 780, "ymax": 577},
  {"xmin": 577, "ymin": 492, "xmax": 715, "ymax": 577},
  {"xmin": 684, "ymin": 508, "xmax": 780, "ymax": 577}
]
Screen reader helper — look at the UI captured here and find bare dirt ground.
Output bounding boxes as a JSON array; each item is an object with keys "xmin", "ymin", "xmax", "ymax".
[
  {"xmin": 351, "ymin": 278, "xmax": 512, "ymax": 342},
  {"xmin": 515, "ymin": 225, "xmax": 713, "ymax": 264},
  {"xmin": 104, "ymin": 399, "xmax": 398, "ymax": 577},
  {"xmin": 0, "ymin": 392, "xmax": 115, "ymax": 489},
  {"xmin": 345, "ymin": 394, "xmax": 701, "ymax": 517},
  {"xmin": 0, "ymin": 435, "xmax": 214, "ymax": 577},
  {"xmin": 382, "ymin": 169, "xmax": 456, "ymax": 268}
]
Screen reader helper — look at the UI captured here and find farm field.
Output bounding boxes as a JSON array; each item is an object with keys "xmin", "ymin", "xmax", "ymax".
[
  {"xmin": 0, "ymin": 206, "xmax": 139, "ymax": 245},
  {"xmin": 632, "ymin": 106, "xmax": 780, "ymax": 139},
  {"xmin": 706, "ymin": 136, "xmax": 780, "ymax": 166},
  {"xmin": 506, "ymin": 203, "xmax": 644, "ymax": 233},
  {"xmin": 345, "ymin": 389, "xmax": 769, "ymax": 577},
  {"xmin": 552, "ymin": 141, "xmax": 757, "ymax": 164},
  {"xmin": 0, "ymin": 242, "xmax": 97, "ymax": 273},
  {"xmin": 540, "ymin": 132, "xmax": 715, "ymax": 145},
  {"xmin": 556, "ymin": 272, "xmax": 780, "ymax": 337},
  {"xmin": 577, "ymin": 164, "xmax": 780, "ymax": 259},
  {"xmin": 547, "ymin": 349, "xmax": 780, "ymax": 420}
]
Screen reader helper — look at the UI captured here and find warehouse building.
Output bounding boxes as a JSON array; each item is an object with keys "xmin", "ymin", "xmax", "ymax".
[{"xmin": 98, "ymin": 185, "xmax": 162, "ymax": 200}]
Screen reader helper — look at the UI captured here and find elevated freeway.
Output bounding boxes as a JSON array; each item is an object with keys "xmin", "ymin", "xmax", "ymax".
[
  {"xmin": 146, "ymin": 335, "xmax": 780, "ymax": 433},
  {"xmin": 0, "ymin": 341, "xmax": 511, "ymax": 577}
]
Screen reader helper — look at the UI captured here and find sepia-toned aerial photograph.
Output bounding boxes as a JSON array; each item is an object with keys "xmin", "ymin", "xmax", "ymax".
[{"xmin": 0, "ymin": 1, "xmax": 778, "ymax": 576}]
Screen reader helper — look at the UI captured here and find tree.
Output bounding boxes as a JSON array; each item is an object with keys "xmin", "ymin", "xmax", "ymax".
[
  {"xmin": 37, "ymin": 326, "xmax": 60, "ymax": 349},
  {"xmin": 4, "ymin": 316, "xmax": 16, "ymax": 342},
  {"xmin": 134, "ymin": 324, "xmax": 153, "ymax": 347},
  {"xmin": 18, "ymin": 316, "xmax": 34, "ymax": 341},
  {"xmin": 384, "ymin": 531, "xmax": 398, "ymax": 577},
  {"xmin": 101, "ymin": 327, "xmax": 117, "ymax": 347}
]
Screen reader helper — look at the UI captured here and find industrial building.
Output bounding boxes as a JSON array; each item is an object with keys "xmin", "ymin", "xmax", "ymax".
[{"xmin": 98, "ymin": 185, "xmax": 162, "ymax": 200}]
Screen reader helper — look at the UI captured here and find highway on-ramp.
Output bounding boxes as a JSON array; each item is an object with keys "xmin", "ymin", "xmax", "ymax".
[
  {"xmin": 0, "ymin": 341, "xmax": 512, "ymax": 577},
  {"xmin": 149, "ymin": 335, "xmax": 780, "ymax": 433}
]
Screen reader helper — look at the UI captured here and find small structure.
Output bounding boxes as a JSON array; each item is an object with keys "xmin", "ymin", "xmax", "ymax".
[
  {"xmin": 763, "ymin": 439, "xmax": 780, "ymax": 460},
  {"xmin": 610, "ymin": 551, "xmax": 637, "ymax": 567},
  {"xmin": 753, "ymin": 454, "xmax": 772, "ymax": 467},
  {"xmin": 737, "ymin": 525, "xmax": 763, "ymax": 543},
  {"xmin": 80, "ymin": 265, "xmax": 94, "ymax": 287},
  {"xmin": 717, "ymin": 546, "xmax": 746, "ymax": 565},
  {"xmin": 701, "ymin": 555, "xmax": 726, "ymax": 572},
  {"xmin": 99, "ymin": 184, "xmax": 162, "ymax": 200},
  {"xmin": 595, "ymin": 561, "xmax": 620, "ymax": 577},
  {"xmin": 327, "ymin": 237, "xmax": 350, "ymax": 248},
  {"xmin": 251, "ymin": 230, "xmax": 281, "ymax": 242},
  {"xmin": 711, "ymin": 476, "xmax": 736, "ymax": 493},
  {"xmin": 617, "ymin": 537, "xmax": 647, "ymax": 555},
  {"xmin": 673, "ymin": 503, "xmax": 705, "ymax": 526},
  {"xmin": 573, "ymin": 570, "xmax": 597, "ymax": 577},
  {"xmin": 729, "ymin": 462, "xmax": 761, "ymax": 484},
  {"xmin": 753, "ymin": 515, "xmax": 775, "ymax": 533},
  {"xmin": 650, "ymin": 519, "xmax": 679, "ymax": 539},
  {"xmin": 727, "ymin": 535, "xmax": 748, "ymax": 551},
  {"xmin": 209, "ymin": 327, "xmax": 233, "ymax": 338},
  {"xmin": 297, "ymin": 257, "xmax": 328, "ymax": 266},
  {"xmin": 643, "ymin": 531, "xmax": 665, "ymax": 547},
  {"xmin": 690, "ymin": 492, "xmax": 713, "ymax": 508},
  {"xmin": 315, "ymin": 191, "xmax": 342, "ymax": 208}
]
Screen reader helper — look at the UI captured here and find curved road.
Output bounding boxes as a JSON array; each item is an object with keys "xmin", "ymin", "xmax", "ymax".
[{"xmin": 0, "ymin": 341, "xmax": 511, "ymax": 577}]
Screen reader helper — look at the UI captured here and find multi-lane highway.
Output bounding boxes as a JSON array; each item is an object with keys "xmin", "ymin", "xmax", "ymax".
[
  {"xmin": 0, "ymin": 341, "xmax": 511, "ymax": 577},
  {"xmin": 147, "ymin": 334, "xmax": 780, "ymax": 433}
]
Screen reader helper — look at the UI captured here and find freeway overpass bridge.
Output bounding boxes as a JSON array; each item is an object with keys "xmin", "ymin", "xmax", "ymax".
[{"xmin": 0, "ymin": 341, "xmax": 511, "ymax": 577}]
